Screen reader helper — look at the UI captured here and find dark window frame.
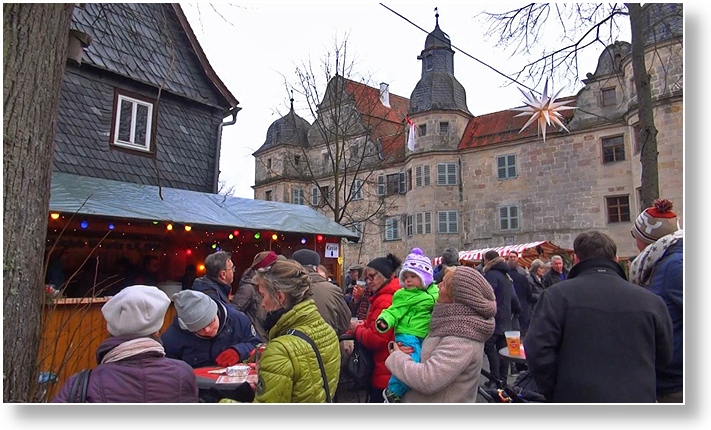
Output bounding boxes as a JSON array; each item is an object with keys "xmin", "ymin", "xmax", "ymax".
[
  {"xmin": 606, "ymin": 195, "xmax": 631, "ymax": 223},
  {"xmin": 602, "ymin": 135, "xmax": 625, "ymax": 163}
]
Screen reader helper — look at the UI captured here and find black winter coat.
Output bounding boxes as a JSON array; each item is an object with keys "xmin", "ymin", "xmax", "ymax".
[
  {"xmin": 192, "ymin": 275, "xmax": 231, "ymax": 304},
  {"xmin": 483, "ymin": 260, "xmax": 521, "ymax": 334},
  {"xmin": 509, "ymin": 269, "xmax": 532, "ymax": 330},
  {"xmin": 524, "ymin": 258, "xmax": 673, "ymax": 403}
]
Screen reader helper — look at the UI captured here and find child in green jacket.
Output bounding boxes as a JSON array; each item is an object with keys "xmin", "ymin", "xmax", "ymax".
[{"xmin": 376, "ymin": 247, "xmax": 438, "ymax": 402}]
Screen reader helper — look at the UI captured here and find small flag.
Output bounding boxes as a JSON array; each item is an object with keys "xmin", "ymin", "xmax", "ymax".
[{"xmin": 406, "ymin": 116, "xmax": 416, "ymax": 151}]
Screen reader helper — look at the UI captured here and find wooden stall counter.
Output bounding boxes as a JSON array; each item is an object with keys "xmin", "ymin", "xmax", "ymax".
[{"xmin": 38, "ymin": 296, "xmax": 176, "ymax": 401}]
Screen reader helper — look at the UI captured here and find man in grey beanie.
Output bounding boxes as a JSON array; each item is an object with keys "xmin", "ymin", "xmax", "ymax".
[
  {"xmin": 53, "ymin": 285, "xmax": 198, "ymax": 402},
  {"xmin": 162, "ymin": 290, "xmax": 261, "ymax": 402},
  {"xmin": 162, "ymin": 290, "xmax": 261, "ymax": 368},
  {"xmin": 292, "ymin": 249, "xmax": 350, "ymax": 336}
]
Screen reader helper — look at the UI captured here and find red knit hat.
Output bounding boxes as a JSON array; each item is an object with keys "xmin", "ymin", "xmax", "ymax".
[{"xmin": 631, "ymin": 199, "xmax": 678, "ymax": 245}]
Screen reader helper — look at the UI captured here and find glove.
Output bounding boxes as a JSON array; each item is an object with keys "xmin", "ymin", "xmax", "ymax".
[{"xmin": 215, "ymin": 348, "xmax": 240, "ymax": 367}]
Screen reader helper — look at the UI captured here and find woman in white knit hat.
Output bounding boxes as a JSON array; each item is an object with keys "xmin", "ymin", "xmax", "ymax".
[
  {"xmin": 384, "ymin": 266, "xmax": 496, "ymax": 402},
  {"xmin": 52, "ymin": 285, "xmax": 198, "ymax": 403}
]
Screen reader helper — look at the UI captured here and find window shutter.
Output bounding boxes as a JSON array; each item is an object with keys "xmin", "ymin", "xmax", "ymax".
[
  {"xmin": 438, "ymin": 211, "xmax": 448, "ymax": 232},
  {"xmin": 437, "ymin": 164, "xmax": 446, "ymax": 185},
  {"xmin": 416, "ymin": 213, "xmax": 423, "ymax": 235},
  {"xmin": 311, "ymin": 186, "xmax": 320, "ymax": 206},
  {"xmin": 415, "ymin": 166, "xmax": 422, "ymax": 187},
  {"xmin": 423, "ymin": 165, "xmax": 431, "ymax": 186},
  {"xmin": 508, "ymin": 154, "xmax": 516, "ymax": 178},
  {"xmin": 449, "ymin": 211, "xmax": 458, "ymax": 233},
  {"xmin": 424, "ymin": 212, "xmax": 432, "ymax": 234},
  {"xmin": 497, "ymin": 156, "xmax": 506, "ymax": 179},
  {"xmin": 447, "ymin": 163, "xmax": 457, "ymax": 184},
  {"xmin": 377, "ymin": 175, "xmax": 385, "ymax": 196},
  {"xmin": 399, "ymin": 172, "xmax": 406, "ymax": 194},
  {"xmin": 500, "ymin": 207, "xmax": 509, "ymax": 230}
]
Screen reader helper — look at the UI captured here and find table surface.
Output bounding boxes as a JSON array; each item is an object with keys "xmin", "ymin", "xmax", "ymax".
[{"xmin": 498, "ymin": 347, "xmax": 527, "ymax": 364}]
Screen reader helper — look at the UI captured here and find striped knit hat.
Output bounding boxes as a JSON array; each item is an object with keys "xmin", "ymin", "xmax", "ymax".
[{"xmin": 631, "ymin": 199, "xmax": 678, "ymax": 245}]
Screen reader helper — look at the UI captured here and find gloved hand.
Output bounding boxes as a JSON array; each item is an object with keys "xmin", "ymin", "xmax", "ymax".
[{"xmin": 215, "ymin": 348, "xmax": 240, "ymax": 367}]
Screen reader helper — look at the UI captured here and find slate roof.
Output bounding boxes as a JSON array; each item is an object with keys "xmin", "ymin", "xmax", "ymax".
[
  {"xmin": 458, "ymin": 96, "xmax": 577, "ymax": 150},
  {"xmin": 70, "ymin": 3, "xmax": 237, "ymax": 111},
  {"xmin": 254, "ymin": 106, "xmax": 311, "ymax": 155},
  {"xmin": 53, "ymin": 69, "xmax": 220, "ymax": 192}
]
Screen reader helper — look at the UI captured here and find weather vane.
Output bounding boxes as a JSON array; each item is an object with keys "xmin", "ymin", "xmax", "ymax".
[{"xmin": 511, "ymin": 78, "xmax": 576, "ymax": 143}]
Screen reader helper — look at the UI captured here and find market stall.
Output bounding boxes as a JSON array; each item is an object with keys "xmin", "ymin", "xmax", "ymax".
[{"xmin": 432, "ymin": 241, "xmax": 573, "ymax": 269}]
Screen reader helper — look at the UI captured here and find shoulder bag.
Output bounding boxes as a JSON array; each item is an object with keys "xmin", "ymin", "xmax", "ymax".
[{"xmin": 285, "ymin": 329, "xmax": 332, "ymax": 403}]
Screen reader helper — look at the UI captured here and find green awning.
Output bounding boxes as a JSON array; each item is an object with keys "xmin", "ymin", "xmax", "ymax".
[{"xmin": 49, "ymin": 172, "xmax": 360, "ymax": 241}]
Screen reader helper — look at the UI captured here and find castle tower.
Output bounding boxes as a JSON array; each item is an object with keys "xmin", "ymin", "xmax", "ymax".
[{"xmin": 408, "ymin": 10, "xmax": 472, "ymax": 153}]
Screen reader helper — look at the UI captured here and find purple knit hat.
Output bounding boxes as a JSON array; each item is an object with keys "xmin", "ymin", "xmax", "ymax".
[{"xmin": 399, "ymin": 248, "xmax": 434, "ymax": 288}]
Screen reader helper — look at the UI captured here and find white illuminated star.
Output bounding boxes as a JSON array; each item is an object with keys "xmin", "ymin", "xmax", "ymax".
[{"xmin": 511, "ymin": 79, "xmax": 576, "ymax": 142}]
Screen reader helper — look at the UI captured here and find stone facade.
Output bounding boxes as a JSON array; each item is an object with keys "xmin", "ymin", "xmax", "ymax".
[{"xmin": 253, "ymin": 5, "xmax": 683, "ymax": 275}]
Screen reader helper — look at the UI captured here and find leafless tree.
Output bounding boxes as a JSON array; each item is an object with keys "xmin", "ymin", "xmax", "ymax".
[
  {"xmin": 283, "ymin": 35, "xmax": 406, "ymax": 233},
  {"xmin": 479, "ymin": 3, "xmax": 682, "ymax": 209}
]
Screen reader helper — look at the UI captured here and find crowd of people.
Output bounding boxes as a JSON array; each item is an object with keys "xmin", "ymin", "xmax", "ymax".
[{"xmin": 52, "ymin": 199, "xmax": 683, "ymax": 404}]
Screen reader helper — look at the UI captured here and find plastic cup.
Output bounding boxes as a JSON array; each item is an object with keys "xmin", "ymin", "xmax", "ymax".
[{"xmin": 505, "ymin": 331, "xmax": 521, "ymax": 356}]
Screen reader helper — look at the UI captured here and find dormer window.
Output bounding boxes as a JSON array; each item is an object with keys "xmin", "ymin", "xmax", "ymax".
[
  {"xmin": 110, "ymin": 89, "xmax": 156, "ymax": 153},
  {"xmin": 601, "ymin": 87, "xmax": 617, "ymax": 107}
]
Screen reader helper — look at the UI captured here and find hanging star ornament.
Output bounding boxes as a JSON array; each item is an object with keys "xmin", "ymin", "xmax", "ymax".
[{"xmin": 511, "ymin": 79, "xmax": 576, "ymax": 143}]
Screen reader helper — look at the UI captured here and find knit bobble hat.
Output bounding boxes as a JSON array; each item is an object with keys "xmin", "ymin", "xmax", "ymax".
[
  {"xmin": 101, "ymin": 285, "xmax": 170, "ymax": 337},
  {"xmin": 292, "ymin": 249, "xmax": 321, "ymax": 268},
  {"xmin": 366, "ymin": 253, "xmax": 402, "ymax": 280},
  {"xmin": 632, "ymin": 199, "xmax": 679, "ymax": 245},
  {"xmin": 399, "ymin": 248, "xmax": 434, "ymax": 288},
  {"xmin": 451, "ymin": 267, "xmax": 496, "ymax": 319},
  {"xmin": 173, "ymin": 290, "xmax": 218, "ymax": 333}
]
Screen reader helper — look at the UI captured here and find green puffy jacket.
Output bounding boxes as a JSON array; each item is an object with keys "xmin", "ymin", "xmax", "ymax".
[
  {"xmin": 254, "ymin": 299, "xmax": 341, "ymax": 403},
  {"xmin": 377, "ymin": 284, "xmax": 439, "ymax": 338}
]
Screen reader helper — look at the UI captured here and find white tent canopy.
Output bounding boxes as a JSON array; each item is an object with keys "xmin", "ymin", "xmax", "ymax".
[{"xmin": 433, "ymin": 241, "xmax": 572, "ymax": 268}]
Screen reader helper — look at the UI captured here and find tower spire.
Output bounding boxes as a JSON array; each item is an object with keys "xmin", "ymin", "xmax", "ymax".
[
  {"xmin": 435, "ymin": 7, "xmax": 439, "ymax": 26},
  {"xmin": 290, "ymin": 90, "xmax": 294, "ymax": 111}
]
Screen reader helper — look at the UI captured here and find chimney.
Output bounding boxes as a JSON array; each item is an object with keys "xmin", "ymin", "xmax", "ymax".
[{"xmin": 379, "ymin": 82, "xmax": 391, "ymax": 108}]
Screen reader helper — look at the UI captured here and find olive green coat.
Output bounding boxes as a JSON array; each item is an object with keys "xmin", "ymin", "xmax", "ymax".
[{"xmin": 254, "ymin": 299, "xmax": 341, "ymax": 403}]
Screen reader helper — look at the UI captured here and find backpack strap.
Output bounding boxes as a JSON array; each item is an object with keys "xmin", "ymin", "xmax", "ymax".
[
  {"xmin": 285, "ymin": 329, "xmax": 332, "ymax": 403},
  {"xmin": 68, "ymin": 369, "xmax": 91, "ymax": 403}
]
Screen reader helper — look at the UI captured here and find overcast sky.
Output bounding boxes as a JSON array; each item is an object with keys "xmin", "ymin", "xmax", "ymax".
[{"xmin": 181, "ymin": 1, "xmax": 635, "ymax": 199}]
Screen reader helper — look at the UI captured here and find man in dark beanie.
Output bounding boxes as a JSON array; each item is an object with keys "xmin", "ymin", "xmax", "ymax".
[
  {"xmin": 434, "ymin": 248, "xmax": 460, "ymax": 283},
  {"xmin": 292, "ymin": 249, "xmax": 350, "ymax": 336}
]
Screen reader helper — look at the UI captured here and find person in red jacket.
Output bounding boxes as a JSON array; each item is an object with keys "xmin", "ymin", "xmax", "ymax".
[{"xmin": 349, "ymin": 253, "xmax": 402, "ymax": 403}]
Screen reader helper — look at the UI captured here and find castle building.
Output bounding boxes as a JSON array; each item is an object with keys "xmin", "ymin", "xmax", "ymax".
[{"xmin": 252, "ymin": 4, "xmax": 683, "ymax": 271}]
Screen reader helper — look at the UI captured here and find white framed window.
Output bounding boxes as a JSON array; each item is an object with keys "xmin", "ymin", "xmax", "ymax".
[
  {"xmin": 311, "ymin": 186, "xmax": 320, "ymax": 206},
  {"xmin": 348, "ymin": 222, "xmax": 364, "ymax": 240},
  {"xmin": 415, "ymin": 212, "xmax": 432, "ymax": 235},
  {"xmin": 350, "ymin": 179, "xmax": 363, "ymax": 200},
  {"xmin": 385, "ymin": 217, "xmax": 400, "ymax": 241},
  {"xmin": 438, "ymin": 211, "xmax": 458, "ymax": 233},
  {"xmin": 499, "ymin": 205, "xmax": 520, "ymax": 231},
  {"xmin": 406, "ymin": 214, "xmax": 413, "ymax": 237},
  {"xmin": 292, "ymin": 188, "xmax": 305, "ymax": 205},
  {"xmin": 111, "ymin": 91, "xmax": 155, "ymax": 153},
  {"xmin": 437, "ymin": 163, "xmax": 457, "ymax": 185},
  {"xmin": 497, "ymin": 154, "xmax": 517, "ymax": 180}
]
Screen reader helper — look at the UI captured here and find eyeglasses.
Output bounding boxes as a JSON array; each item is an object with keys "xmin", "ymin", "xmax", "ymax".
[{"xmin": 365, "ymin": 274, "xmax": 377, "ymax": 281}]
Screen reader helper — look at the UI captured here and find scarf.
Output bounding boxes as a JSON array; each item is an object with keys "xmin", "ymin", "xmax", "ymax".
[
  {"xmin": 100, "ymin": 337, "xmax": 165, "ymax": 364},
  {"xmin": 356, "ymin": 286, "xmax": 372, "ymax": 320},
  {"xmin": 482, "ymin": 257, "xmax": 505, "ymax": 273},
  {"xmin": 629, "ymin": 230, "xmax": 683, "ymax": 287},
  {"xmin": 428, "ymin": 302, "xmax": 494, "ymax": 343}
]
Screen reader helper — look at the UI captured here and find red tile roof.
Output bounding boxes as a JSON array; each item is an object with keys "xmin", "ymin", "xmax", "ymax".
[
  {"xmin": 459, "ymin": 96, "xmax": 576, "ymax": 150},
  {"xmin": 344, "ymin": 78, "xmax": 410, "ymax": 162}
]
